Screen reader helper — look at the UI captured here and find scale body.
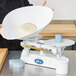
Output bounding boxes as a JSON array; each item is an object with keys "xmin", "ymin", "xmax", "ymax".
[
  {"xmin": 21, "ymin": 50, "xmax": 69, "ymax": 74},
  {"xmin": 1, "ymin": 6, "xmax": 75, "ymax": 74},
  {"xmin": 20, "ymin": 39, "xmax": 75, "ymax": 74}
]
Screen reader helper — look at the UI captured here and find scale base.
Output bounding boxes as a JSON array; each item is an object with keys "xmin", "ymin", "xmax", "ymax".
[{"xmin": 20, "ymin": 49, "xmax": 69, "ymax": 74}]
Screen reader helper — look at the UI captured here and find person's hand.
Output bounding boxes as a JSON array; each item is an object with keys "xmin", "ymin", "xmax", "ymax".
[
  {"xmin": 41, "ymin": 0, "xmax": 54, "ymax": 11},
  {"xmin": 41, "ymin": 0, "xmax": 47, "ymax": 6}
]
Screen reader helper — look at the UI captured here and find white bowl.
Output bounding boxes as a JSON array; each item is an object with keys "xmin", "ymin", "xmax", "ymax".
[{"xmin": 1, "ymin": 6, "xmax": 53, "ymax": 40}]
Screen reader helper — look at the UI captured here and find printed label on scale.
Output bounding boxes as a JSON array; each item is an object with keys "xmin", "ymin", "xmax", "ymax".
[{"xmin": 35, "ymin": 59, "xmax": 43, "ymax": 64}]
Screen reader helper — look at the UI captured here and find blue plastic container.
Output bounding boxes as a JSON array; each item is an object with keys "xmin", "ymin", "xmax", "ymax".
[{"xmin": 55, "ymin": 33, "xmax": 62, "ymax": 43}]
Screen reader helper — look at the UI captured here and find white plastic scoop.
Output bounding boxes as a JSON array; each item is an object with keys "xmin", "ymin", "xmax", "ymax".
[{"xmin": 1, "ymin": 6, "xmax": 53, "ymax": 40}]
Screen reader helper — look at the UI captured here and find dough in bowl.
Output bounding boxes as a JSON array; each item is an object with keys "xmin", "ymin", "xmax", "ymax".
[{"xmin": 18, "ymin": 22, "xmax": 37, "ymax": 36}]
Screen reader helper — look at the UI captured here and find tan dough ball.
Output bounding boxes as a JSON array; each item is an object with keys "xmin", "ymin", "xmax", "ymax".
[{"xmin": 18, "ymin": 23, "xmax": 37, "ymax": 35}]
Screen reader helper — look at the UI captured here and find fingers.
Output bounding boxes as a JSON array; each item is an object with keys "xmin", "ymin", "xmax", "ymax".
[
  {"xmin": 41, "ymin": 0, "xmax": 47, "ymax": 6},
  {"xmin": 0, "ymin": 24, "xmax": 1, "ymax": 28},
  {"xmin": 51, "ymin": 8, "xmax": 54, "ymax": 11},
  {"xmin": 41, "ymin": 1, "xmax": 54, "ymax": 12}
]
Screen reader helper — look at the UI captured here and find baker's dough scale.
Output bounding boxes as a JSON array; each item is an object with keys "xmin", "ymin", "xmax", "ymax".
[{"xmin": 1, "ymin": 6, "xmax": 75, "ymax": 74}]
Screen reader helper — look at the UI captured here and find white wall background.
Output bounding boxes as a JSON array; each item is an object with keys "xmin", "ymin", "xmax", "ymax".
[{"xmin": 29, "ymin": 0, "xmax": 76, "ymax": 20}]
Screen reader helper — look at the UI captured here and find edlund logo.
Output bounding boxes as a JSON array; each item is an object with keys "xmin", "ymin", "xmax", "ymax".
[{"xmin": 35, "ymin": 59, "xmax": 43, "ymax": 64}]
